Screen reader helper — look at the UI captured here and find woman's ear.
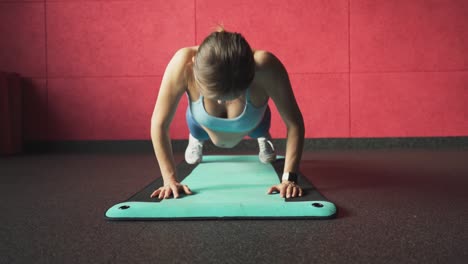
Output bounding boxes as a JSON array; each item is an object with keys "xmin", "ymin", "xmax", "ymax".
[{"xmin": 192, "ymin": 56, "xmax": 195, "ymax": 63}]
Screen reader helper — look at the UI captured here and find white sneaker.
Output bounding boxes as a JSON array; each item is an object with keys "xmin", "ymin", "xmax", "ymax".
[
  {"xmin": 185, "ymin": 134, "xmax": 204, "ymax": 164},
  {"xmin": 257, "ymin": 137, "xmax": 276, "ymax": 164}
]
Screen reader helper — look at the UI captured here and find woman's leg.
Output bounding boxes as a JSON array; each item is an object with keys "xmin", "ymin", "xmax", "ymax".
[
  {"xmin": 248, "ymin": 105, "xmax": 271, "ymax": 139},
  {"xmin": 248, "ymin": 106, "xmax": 276, "ymax": 164},
  {"xmin": 185, "ymin": 107, "xmax": 208, "ymax": 164},
  {"xmin": 186, "ymin": 107, "xmax": 210, "ymax": 141}
]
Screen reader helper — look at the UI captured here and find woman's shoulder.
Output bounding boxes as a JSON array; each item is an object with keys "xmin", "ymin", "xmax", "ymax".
[
  {"xmin": 164, "ymin": 47, "xmax": 198, "ymax": 86},
  {"xmin": 179, "ymin": 46, "xmax": 199, "ymax": 53},
  {"xmin": 253, "ymin": 50, "xmax": 283, "ymax": 71},
  {"xmin": 251, "ymin": 49, "xmax": 290, "ymax": 98},
  {"xmin": 171, "ymin": 46, "xmax": 198, "ymax": 64}
]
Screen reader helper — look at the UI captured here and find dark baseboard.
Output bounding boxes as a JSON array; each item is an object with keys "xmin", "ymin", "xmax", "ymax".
[{"xmin": 21, "ymin": 136, "xmax": 468, "ymax": 154}]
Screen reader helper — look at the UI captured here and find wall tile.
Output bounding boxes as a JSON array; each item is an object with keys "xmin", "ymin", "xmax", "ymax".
[
  {"xmin": 0, "ymin": 2, "xmax": 46, "ymax": 77},
  {"xmin": 351, "ymin": 72, "xmax": 468, "ymax": 137},
  {"xmin": 47, "ymin": 77, "xmax": 161, "ymax": 140},
  {"xmin": 47, "ymin": 0, "xmax": 194, "ymax": 77},
  {"xmin": 196, "ymin": 0, "xmax": 349, "ymax": 74},
  {"xmin": 351, "ymin": 0, "xmax": 468, "ymax": 72}
]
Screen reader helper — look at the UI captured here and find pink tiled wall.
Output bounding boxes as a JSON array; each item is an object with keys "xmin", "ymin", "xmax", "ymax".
[{"xmin": 1, "ymin": 0, "xmax": 467, "ymax": 140}]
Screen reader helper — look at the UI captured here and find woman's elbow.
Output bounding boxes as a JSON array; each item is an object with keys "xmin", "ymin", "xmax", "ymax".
[
  {"xmin": 287, "ymin": 118, "xmax": 305, "ymax": 135},
  {"xmin": 295, "ymin": 123, "xmax": 305, "ymax": 136},
  {"xmin": 150, "ymin": 119, "xmax": 168, "ymax": 136}
]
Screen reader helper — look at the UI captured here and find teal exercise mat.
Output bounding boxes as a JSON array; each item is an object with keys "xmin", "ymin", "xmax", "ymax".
[{"xmin": 105, "ymin": 155, "xmax": 337, "ymax": 220}]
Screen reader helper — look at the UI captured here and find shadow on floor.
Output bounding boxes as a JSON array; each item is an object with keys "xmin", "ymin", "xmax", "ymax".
[{"xmin": 299, "ymin": 156, "xmax": 468, "ymax": 198}]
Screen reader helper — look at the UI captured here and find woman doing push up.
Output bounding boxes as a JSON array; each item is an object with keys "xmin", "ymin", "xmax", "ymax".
[{"xmin": 150, "ymin": 28, "xmax": 305, "ymax": 200}]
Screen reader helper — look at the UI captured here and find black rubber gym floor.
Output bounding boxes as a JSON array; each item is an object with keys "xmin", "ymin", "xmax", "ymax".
[{"xmin": 1, "ymin": 148, "xmax": 467, "ymax": 263}]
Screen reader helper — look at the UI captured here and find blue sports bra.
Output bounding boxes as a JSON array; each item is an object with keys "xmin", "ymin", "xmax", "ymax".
[{"xmin": 188, "ymin": 88, "xmax": 268, "ymax": 133}]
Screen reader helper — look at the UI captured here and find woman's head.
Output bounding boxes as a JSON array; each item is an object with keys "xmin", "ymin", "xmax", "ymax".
[{"xmin": 193, "ymin": 28, "xmax": 255, "ymax": 101}]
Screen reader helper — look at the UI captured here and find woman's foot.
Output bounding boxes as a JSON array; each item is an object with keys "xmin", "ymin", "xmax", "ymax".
[
  {"xmin": 257, "ymin": 137, "xmax": 276, "ymax": 164},
  {"xmin": 185, "ymin": 134, "xmax": 204, "ymax": 164}
]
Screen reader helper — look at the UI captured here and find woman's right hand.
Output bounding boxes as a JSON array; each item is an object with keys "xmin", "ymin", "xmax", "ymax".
[{"xmin": 150, "ymin": 180, "xmax": 193, "ymax": 199}]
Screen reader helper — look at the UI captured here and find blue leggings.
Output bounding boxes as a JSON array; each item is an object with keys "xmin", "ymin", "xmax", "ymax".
[{"xmin": 186, "ymin": 105, "xmax": 271, "ymax": 141}]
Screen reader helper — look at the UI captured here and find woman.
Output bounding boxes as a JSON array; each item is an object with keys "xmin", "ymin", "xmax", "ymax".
[{"xmin": 150, "ymin": 28, "xmax": 305, "ymax": 200}]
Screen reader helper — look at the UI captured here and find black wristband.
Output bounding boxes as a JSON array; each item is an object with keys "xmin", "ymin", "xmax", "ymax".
[{"xmin": 281, "ymin": 172, "xmax": 298, "ymax": 183}]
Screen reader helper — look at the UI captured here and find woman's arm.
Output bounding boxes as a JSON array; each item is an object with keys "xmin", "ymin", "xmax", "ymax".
[
  {"xmin": 150, "ymin": 48, "xmax": 193, "ymax": 198},
  {"xmin": 256, "ymin": 51, "xmax": 305, "ymax": 176}
]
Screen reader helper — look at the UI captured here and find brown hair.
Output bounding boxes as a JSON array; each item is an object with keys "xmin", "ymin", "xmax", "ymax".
[{"xmin": 193, "ymin": 28, "xmax": 255, "ymax": 99}]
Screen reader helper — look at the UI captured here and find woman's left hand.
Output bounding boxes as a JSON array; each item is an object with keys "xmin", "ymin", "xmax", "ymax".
[{"xmin": 267, "ymin": 181, "xmax": 303, "ymax": 198}]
